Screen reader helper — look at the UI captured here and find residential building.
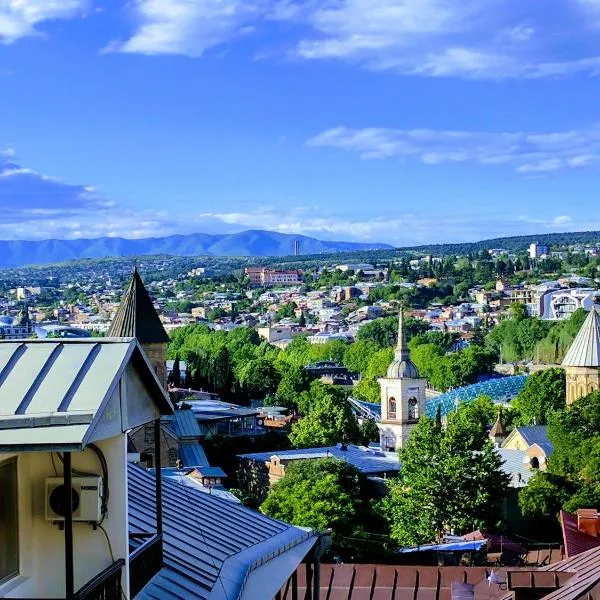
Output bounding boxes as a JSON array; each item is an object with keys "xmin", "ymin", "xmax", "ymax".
[
  {"xmin": 529, "ymin": 242, "xmax": 550, "ymax": 259},
  {"xmin": 377, "ymin": 311, "xmax": 428, "ymax": 451},
  {"xmin": 539, "ymin": 287, "xmax": 600, "ymax": 320},
  {"xmin": 245, "ymin": 267, "xmax": 302, "ymax": 286},
  {"xmin": 237, "ymin": 444, "xmax": 400, "ymax": 503},
  {"xmin": 562, "ymin": 307, "xmax": 600, "ymax": 405},
  {"xmin": 0, "ymin": 338, "xmax": 173, "ymax": 600}
]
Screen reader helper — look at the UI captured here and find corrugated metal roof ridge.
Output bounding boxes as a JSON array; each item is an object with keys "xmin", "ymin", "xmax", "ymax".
[
  {"xmin": 128, "ymin": 463, "xmax": 315, "ymax": 600},
  {"xmin": 108, "ymin": 269, "xmax": 170, "ymax": 344},
  {"xmin": 172, "ymin": 409, "xmax": 202, "ymax": 439},
  {"xmin": 539, "ymin": 546, "xmax": 600, "ymax": 600},
  {"xmin": 562, "ymin": 308, "xmax": 600, "ymax": 367},
  {"xmin": 129, "ymin": 465, "xmax": 291, "ymax": 570}
]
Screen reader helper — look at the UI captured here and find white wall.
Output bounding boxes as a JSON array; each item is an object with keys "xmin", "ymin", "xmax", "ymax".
[{"xmin": 0, "ymin": 435, "xmax": 130, "ymax": 599}]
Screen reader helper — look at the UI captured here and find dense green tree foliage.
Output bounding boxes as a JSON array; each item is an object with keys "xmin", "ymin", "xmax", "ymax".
[
  {"xmin": 289, "ymin": 382, "xmax": 362, "ymax": 448},
  {"xmin": 519, "ymin": 391, "xmax": 600, "ymax": 520},
  {"xmin": 511, "ymin": 368, "xmax": 566, "ymax": 425},
  {"xmin": 260, "ymin": 459, "xmax": 384, "ymax": 560},
  {"xmin": 381, "ymin": 398, "xmax": 508, "ymax": 546}
]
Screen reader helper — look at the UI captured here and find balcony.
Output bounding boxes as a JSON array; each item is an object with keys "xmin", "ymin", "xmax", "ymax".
[
  {"xmin": 73, "ymin": 559, "xmax": 125, "ymax": 600},
  {"xmin": 129, "ymin": 533, "xmax": 164, "ymax": 598}
]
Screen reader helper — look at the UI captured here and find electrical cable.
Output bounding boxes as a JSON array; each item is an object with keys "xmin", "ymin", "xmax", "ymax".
[{"xmin": 97, "ymin": 524, "xmax": 129, "ymax": 600}]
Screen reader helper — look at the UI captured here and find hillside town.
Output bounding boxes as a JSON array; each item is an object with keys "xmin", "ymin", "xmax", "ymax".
[{"xmin": 1, "ymin": 237, "xmax": 600, "ymax": 599}]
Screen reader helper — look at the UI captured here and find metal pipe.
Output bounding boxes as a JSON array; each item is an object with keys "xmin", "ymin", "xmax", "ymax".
[
  {"xmin": 64, "ymin": 452, "xmax": 74, "ymax": 600},
  {"xmin": 154, "ymin": 419, "xmax": 163, "ymax": 536}
]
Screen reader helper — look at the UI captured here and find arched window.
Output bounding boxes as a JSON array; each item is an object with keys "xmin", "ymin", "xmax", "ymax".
[
  {"xmin": 388, "ymin": 397, "xmax": 396, "ymax": 419},
  {"xmin": 530, "ymin": 457, "xmax": 540, "ymax": 470},
  {"xmin": 408, "ymin": 397, "xmax": 419, "ymax": 421}
]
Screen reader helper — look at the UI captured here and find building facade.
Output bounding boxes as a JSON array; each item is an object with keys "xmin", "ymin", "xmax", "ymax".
[
  {"xmin": 562, "ymin": 307, "xmax": 600, "ymax": 405},
  {"xmin": 377, "ymin": 311, "xmax": 428, "ymax": 451}
]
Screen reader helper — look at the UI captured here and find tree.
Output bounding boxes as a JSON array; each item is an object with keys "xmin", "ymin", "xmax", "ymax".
[
  {"xmin": 237, "ymin": 358, "xmax": 281, "ymax": 399},
  {"xmin": 289, "ymin": 383, "xmax": 362, "ymax": 448},
  {"xmin": 274, "ymin": 363, "xmax": 311, "ymax": 409},
  {"xmin": 343, "ymin": 339, "xmax": 380, "ymax": 374},
  {"xmin": 511, "ymin": 368, "xmax": 566, "ymax": 425},
  {"xmin": 169, "ymin": 355, "xmax": 182, "ymax": 387},
  {"xmin": 360, "ymin": 418, "xmax": 380, "ymax": 445},
  {"xmin": 353, "ymin": 347, "xmax": 394, "ymax": 403},
  {"xmin": 381, "ymin": 402, "xmax": 509, "ymax": 546},
  {"xmin": 260, "ymin": 458, "xmax": 382, "ymax": 560}
]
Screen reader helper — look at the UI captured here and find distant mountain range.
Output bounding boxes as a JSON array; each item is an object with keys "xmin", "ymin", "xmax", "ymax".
[{"xmin": 0, "ymin": 230, "xmax": 393, "ymax": 268}]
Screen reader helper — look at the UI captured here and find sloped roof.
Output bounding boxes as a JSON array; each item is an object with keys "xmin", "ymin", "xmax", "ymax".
[
  {"xmin": 560, "ymin": 510, "xmax": 600, "ymax": 558},
  {"xmin": 0, "ymin": 339, "xmax": 172, "ymax": 451},
  {"xmin": 537, "ymin": 545, "xmax": 600, "ymax": 600},
  {"xmin": 108, "ymin": 268, "xmax": 170, "ymax": 344},
  {"xmin": 128, "ymin": 463, "xmax": 316, "ymax": 600},
  {"xmin": 514, "ymin": 426, "xmax": 553, "ymax": 455},
  {"xmin": 239, "ymin": 444, "xmax": 400, "ymax": 475},
  {"xmin": 179, "ymin": 444, "xmax": 209, "ymax": 467},
  {"xmin": 171, "ymin": 409, "xmax": 202, "ymax": 439},
  {"xmin": 562, "ymin": 307, "xmax": 600, "ymax": 367}
]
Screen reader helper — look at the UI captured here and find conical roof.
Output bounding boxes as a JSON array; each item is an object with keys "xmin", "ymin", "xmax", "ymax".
[
  {"xmin": 489, "ymin": 411, "xmax": 508, "ymax": 439},
  {"xmin": 562, "ymin": 307, "xmax": 600, "ymax": 368},
  {"xmin": 108, "ymin": 267, "xmax": 170, "ymax": 344},
  {"xmin": 386, "ymin": 310, "xmax": 420, "ymax": 379}
]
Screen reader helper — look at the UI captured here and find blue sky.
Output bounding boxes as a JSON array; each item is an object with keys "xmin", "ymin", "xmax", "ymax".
[{"xmin": 1, "ymin": 0, "xmax": 600, "ymax": 246}]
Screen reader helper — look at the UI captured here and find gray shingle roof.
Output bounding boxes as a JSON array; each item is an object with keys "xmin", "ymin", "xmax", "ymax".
[
  {"xmin": 128, "ymin": 463, "xmax": 316, "ymax": 600},
  {"xmin": 108, "ymin": 268, "xmax": 170, "ymax": 344},
  {"xmin": 562, "ymin": 307, "xmax": 600, "ymax": 367}
]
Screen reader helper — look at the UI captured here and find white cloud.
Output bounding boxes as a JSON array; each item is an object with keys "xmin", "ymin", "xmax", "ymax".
[
  {"xmin": 196, "ymin": 207, "xmax": 600, "ymax": 245},
  {"xmin": 0, "ymin": 0, "xmax": 89, "ymax": 43},
  {"xmin": 105, "ymin": 0, "xmax": 264, "ymax": 56},
  {"xmin": 307, "ymin": 124, "xmax": 600, "ymax": 173}
]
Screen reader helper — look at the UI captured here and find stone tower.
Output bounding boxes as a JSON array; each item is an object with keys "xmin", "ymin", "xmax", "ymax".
[
  {"xmin": 377, "ymin": 310, "xmax": 428, "ymax": 452},
  {"xmin": 108, "ymin": 267, "xmax": 170, "ymax": 390},
  {"xmin": 562, "ymin": 307, "xmax": 600, "ymax": 406}
]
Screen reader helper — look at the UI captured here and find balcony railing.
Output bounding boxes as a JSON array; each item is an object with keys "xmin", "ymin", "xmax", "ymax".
[
  {"xmin": 73, "ymin": 559, "xmax": 125, "ymax": 600},
  {"xmin": 129, "ymin": 533, "xmax": 163, "ymax": 598}
]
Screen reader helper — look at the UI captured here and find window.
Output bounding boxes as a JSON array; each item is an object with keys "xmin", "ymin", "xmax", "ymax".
[
  {"xmin": 0, "ymin": 458, "xmax": 18, "ymax": 583},
  {"xmin": 530, "ymin": 457, "xmax": 540, "ymax": 470},
  {"xmin": 388, "ymin": 397, "xmax": 396, "ymax": 419},
  {"xmin": 408, "ymin": 397, "xmax": 419, "ymax": 421}
]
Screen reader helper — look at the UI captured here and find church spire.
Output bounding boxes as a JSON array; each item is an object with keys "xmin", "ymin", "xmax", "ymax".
[{"xmin": 395, "ymin": 309, "xmax": 410, "ymax": 361}]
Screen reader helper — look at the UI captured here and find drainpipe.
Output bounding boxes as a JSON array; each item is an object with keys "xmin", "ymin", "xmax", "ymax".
[{"xmin": 64, "ymin": 452, "xmax": 74, "ymax": 600}]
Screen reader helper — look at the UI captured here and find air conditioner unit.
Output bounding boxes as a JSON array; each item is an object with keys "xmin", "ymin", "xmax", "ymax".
[{"xmin": 45, "ymin": 477, "xmax": 103, "ymax": 523}]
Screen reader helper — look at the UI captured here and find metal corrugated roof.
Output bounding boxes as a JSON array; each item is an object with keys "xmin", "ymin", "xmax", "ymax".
[
  {"xmin": 108, "ymin": 268, "xmax": 170, "ymax": 344},
  {"xmin": 0, "ymin": 339, "xmax": 171, "ymax": 451},
  {"xmin": 496, "ymin": 448, "xmax": 536, "ymax": 487},
  {"xmin": 172, "ymin": 409, "xmax": 202, "ymax": 439},
  {"xmin": 179, "ymin": 443, "xmax": 209, "ymax": 467},
  {"xmin": 239, "ymin": 444, "xmax": 400, "ymax": 475},
  {"xmin": 128, "ymin": 463, "xmax": 316, "ymax": 600},
  {"xmin": 515, "ymin": 426, "xmax": 553, "ymax": 454},
  {"xmin": 562, "ymin": 307, "xmax": 600, "ymax": 367}
]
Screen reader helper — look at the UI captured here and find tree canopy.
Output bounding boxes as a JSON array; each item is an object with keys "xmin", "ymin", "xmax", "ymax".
[
  {"xmin": 260, "ymin": 458, "xmax": 383, "ymax": 560},
  {"xmin": 511, "ymin": 368, "xmax": 566, "ymax": 426},
  {"xmin": 381, "ymin": 398, "xmax": 509, "ymax": 546}
]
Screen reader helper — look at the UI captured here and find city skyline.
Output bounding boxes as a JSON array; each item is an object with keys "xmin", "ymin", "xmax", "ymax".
[{"xmin": 1, "ymin": 0, "xmax": 600, "ymax": 245}]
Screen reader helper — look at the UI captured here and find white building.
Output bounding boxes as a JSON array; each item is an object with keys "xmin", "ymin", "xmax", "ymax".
[
  {"xmin": 377, "ymin": 312, "xmax": 428, "ymax": 451},
  {"xmin": 529, "ymin": 243, "xmax": 549, "ymax": 259},
  {"xmin": 540, "ymin": 288, "xmax": 600, "ymax": 320}
]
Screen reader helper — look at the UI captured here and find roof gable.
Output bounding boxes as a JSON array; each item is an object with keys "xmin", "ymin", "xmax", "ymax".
[
  {"xmin": 108, "ymin": 268, "xmax": 170, "ymax": 344},
  {"xmin": 0, "ymin": 339, "xmax": 172, "ymax": 451}
]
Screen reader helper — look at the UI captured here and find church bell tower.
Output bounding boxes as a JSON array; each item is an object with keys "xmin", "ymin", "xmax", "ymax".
[{"xmin": 377, "ymin": 310, "xmax": 428, "ymax": 452}]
